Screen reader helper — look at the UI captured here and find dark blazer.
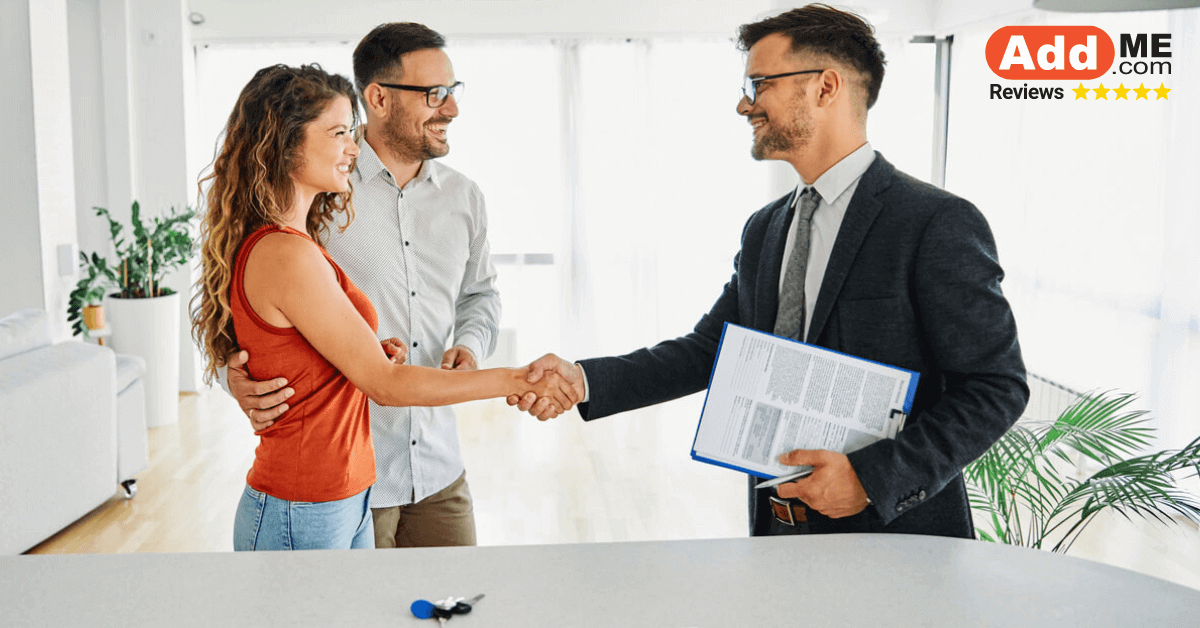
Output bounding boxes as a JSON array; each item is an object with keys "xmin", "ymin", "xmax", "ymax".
[{"xmin": 577, "ymin": 153, "xmax": 1028, "ymax": 538}]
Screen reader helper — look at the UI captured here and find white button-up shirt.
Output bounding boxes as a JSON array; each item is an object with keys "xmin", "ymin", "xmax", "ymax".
[
  {"xmin": 779, "ymin": 142, "xmax": 876, "ymax": 341},
  {"xmin": 323, "ymin": 137, "xmax": 501, "ymax": 508}
]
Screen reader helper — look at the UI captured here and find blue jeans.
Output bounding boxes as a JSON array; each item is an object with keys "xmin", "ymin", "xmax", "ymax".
[{"xmin": 233, "ymin": 485, "xmax": 374, "ymax": 551}]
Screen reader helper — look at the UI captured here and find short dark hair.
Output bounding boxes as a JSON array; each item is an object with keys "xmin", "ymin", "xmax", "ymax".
[
  {"xmin": 352, "ymin": 22, "xmax": 446, "ymax": 94},
  {"xmin": 738, "ymin": 4, "xmax": 886, "ymax": 109}
]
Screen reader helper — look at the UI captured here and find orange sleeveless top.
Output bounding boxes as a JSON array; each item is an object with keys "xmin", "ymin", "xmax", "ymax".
[{"xmin": 230, "ymin": 225, "xmax": 377, "ymax": 502}]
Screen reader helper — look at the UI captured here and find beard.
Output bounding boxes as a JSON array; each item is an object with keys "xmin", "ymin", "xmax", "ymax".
[
  {"xmin": 381, "ymin": 105, "xmax": 452, "ymax": 162},
  {"xmin": 750, "ymin": 91, "xmax": 811, "ymax": 161}
]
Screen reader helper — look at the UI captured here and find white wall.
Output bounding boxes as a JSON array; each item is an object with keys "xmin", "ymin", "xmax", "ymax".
[
  {"xmin": 930, "ymin": 0, "xmax": 1034, "ymax": 33},
  {"xmin": 1, "ymin": 0, "xmax": 79, "ymax": 342},
  {"xmin": 68, "ymin": 0, "xmax": 109, "ymax": 257},
  {"xmin": 128, "ymin": 0, "xmax": 192, "ymax": 217},
  {"xmin": 0, "ymin": 0, "xmax": 46, "ymax": 322},
  {"xmin": 31, "ymin": 0, "xmax": 81, "ymax": 343}
]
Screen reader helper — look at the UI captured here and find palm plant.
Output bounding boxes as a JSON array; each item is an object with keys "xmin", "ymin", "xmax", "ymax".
[{"xmin": 965, "ymin": 390, "xmax": 1200, "ymax": 553}]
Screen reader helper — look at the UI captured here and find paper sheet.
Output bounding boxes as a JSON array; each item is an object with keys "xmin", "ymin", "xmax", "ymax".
[{"xmin": 692, "ymin": 323, "xmax": 918, "ymax": 479}]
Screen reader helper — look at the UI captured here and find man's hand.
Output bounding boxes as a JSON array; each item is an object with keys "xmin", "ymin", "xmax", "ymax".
[
  {"xmin": 227, "ymin": 350, "xmax": 293, "ymax": 431},
  {"xmin": 440, "ymin": 345, "xmax": 477, "ymax": 370},
  {"xmin": 775, "ymin": 449, "xmax": 870, "ymax": 519},
  {"xmin": 381, "ymin": 337, "xmax": 408, "ymax": 364},
  {"xmin": 504, "ymin": 353, "xmax": 585, "ymax": 421}
]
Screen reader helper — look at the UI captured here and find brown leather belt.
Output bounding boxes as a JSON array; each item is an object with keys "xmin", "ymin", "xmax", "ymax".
[{"xmin": 768, "ymin": 495, "xmax": 808, "ymax": 527}]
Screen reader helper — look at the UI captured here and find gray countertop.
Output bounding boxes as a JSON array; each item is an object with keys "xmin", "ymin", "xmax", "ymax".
[{"xmin": 4, "ymin": 534, "xmax": 1198, "ymax": 626}]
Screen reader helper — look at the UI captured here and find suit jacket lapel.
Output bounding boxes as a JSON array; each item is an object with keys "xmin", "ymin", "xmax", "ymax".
[
  {"xmin": 757, "ymin": 191, "xmax": 797, "ymax": 332},
  {"xmin": 806, "ymin": 153, "xmax": 895, "ymax": 343}
]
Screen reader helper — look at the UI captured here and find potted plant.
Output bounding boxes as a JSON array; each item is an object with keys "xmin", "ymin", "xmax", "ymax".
[
  {"xmin": 71, "ymin": 201, "xmax": 196, "ymax": 427},
  {"xmin": 965, "ymin": 390, "xmax": 1200, "ymax": 553},
  {"xmin": 67, "ymin": 253, "xmax": 118, "ymax": 339}
]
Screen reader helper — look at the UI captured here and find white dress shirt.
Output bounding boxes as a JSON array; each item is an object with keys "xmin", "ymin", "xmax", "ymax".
[
  {"xmin": 779, "ymin": 142, "xmax": 876, "ymax": 341},
  {"xmin": 323, "ymin": 137, "xmax": 501, "ymax": 508}
]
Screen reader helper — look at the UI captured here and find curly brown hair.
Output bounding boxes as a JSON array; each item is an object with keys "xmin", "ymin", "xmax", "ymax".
[{"xmin": 191, "ymin": 63, "xmax": 359, "ymax": 384}]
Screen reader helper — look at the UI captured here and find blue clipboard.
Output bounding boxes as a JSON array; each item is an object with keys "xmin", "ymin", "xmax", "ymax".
[{"xmin": 690, "ymin": 322, "xmax": 920, "ymax": 480}]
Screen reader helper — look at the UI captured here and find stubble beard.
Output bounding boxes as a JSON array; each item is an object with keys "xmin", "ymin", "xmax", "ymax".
[
  {"xmin": 382, "ymin": 103, "xmax": 451, "ymax": 163},
  {"xmin": 751, "ymin": 91, "xmax": 811, "ymax": 161}
]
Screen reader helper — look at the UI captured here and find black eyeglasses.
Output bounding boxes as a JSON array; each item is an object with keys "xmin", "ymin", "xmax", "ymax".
[
  {"xmin": 376, "ymin": 81, "xmax": 465, "ymax": 108},
  {"xmin": 742, "ymin": 70, "xmax": 825, "ymax": 105}
]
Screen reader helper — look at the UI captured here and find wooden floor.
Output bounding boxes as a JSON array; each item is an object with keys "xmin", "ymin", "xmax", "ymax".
[{"xmin": 26, "ymin": 388, "xmax": 1200, "ymax": 591}]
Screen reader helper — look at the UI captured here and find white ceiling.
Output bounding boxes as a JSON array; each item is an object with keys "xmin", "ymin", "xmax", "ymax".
[{"xmin": 185, "ymin": 0, "xmax": 1049, "ymax": 44}]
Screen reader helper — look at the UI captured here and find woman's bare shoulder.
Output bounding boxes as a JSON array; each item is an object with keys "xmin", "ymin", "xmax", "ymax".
[{"xmin": 244, "ymin": 231, "xmax": 332, "ymax": 288}]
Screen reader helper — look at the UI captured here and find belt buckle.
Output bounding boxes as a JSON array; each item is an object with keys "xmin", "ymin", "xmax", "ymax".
[{"xmin": 768, "ymin": 495, "xmax": 797, "ymax": 527}]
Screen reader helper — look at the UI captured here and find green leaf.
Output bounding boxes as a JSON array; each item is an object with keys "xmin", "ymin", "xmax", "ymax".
[{"xmin": 967, "ymin": 389, "xmax": 1200, "ymax": 553}]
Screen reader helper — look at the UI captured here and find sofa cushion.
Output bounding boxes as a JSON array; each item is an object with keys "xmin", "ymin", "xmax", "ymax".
[
  {"xmin": 116, "ymin": 354, "xmax": 146, "ymax": 393},
  {"xmin": 0, "ymin": 309, "xmax": 51, "ymax": 361}
]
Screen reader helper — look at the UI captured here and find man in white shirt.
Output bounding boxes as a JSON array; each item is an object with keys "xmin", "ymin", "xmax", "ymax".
[{"xmin": 228, "ymin": 22, "xmax": 501, "ymax": 548}]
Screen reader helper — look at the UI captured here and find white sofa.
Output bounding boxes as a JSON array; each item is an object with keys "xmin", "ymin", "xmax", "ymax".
[{"xmin": 0, "ymin": 309, "xmax": 148, "ymax": 555}]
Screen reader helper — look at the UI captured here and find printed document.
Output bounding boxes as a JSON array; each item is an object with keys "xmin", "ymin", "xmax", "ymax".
[{"xmin": 691, "ymin": 323, "xmax": 918, "ymax": 479}]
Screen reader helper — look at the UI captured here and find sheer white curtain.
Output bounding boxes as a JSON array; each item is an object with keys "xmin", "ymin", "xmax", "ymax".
[
  {"xmin": 567, "ymin": 38, "xmax": 774, "ymax": 359},
  {"xmin": 439, "ymin": 37, "xmax": 772, "ymax": 367},
  {"xmin": 944, "ymin": 8, "xmax": 1200, "ymax": 450}
]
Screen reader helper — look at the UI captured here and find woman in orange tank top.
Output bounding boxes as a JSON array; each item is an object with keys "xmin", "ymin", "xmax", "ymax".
[{"xmin": 191, "ymin": 64, "xmax": 577, "ymax": 551}]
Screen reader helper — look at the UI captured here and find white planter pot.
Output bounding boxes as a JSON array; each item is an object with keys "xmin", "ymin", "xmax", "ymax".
[{"xmin": 106, "ymin": 293, "xmax": 181, "ymax": 427}]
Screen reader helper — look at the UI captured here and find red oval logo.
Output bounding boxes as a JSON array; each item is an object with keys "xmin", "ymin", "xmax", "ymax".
[{"xmin": 985, "ymin": 26, "xmax": 1114, "ymax": 80}]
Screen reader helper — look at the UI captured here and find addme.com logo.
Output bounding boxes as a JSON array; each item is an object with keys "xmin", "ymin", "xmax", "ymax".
[{"xmin": 985, "ymin": 26, "xmax": 1173, "ymax": 102}]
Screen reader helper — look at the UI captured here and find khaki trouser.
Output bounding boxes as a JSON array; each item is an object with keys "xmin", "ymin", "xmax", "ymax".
[{"xmin": 371, "ymin": 471, "xmax": 477, "ymax": 548}]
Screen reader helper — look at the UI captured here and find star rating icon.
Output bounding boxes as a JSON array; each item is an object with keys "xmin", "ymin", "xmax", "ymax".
[{"xmin": 1074, "ymin": 82, "xmax": 1171, "ymax": 101}]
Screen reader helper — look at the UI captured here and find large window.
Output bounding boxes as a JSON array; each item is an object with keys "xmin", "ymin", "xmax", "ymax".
[{"xmin": 944, "ymin": 8, "xmax": 1200, "ymax": 450}]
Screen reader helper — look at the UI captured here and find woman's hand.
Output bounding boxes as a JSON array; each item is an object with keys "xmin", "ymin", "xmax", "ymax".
[
  {"xmin": 512, "ymin": 367, "xmax": 578, "ymax": 419},
  {"xmin": 380, "ymin": 337, "xmax": 408, "ymax": 364}
]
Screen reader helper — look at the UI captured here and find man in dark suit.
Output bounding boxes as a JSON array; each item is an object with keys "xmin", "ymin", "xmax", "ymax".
[{"xmin": 512, "ymin": 4, "xmax": 1028, "ymax": 538}]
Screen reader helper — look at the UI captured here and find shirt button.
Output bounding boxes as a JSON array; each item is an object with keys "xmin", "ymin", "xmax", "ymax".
[
  {"xmin": 404, "ymin": 241, "xmax": 410, "ymax": 246},
  {"xmin": 412, "ymin": 341, "xmax": 419, "ymax": 347},
  {"xmin": 918, "ymin": 490, "xmax": 926, "ymax": 500},
  {"xmin": 411, "ymin": 440, "xmax": 417, "ymax": 445},
  {"xmin": 411, "ymin": 291, "xmax": 416, "ymax": 296}
]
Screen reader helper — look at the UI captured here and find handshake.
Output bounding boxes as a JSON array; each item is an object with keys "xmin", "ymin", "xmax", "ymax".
[
  {"xmin": 381, "ymin": 340, "xmax": 584, "ymax": 418},
  {"xmin": 506, "ymin": 354, "xmax": 586, "ymax": 421},
  {"xmin": 402, "ymin": 340, "xmax": 585, "ymax": 420}
]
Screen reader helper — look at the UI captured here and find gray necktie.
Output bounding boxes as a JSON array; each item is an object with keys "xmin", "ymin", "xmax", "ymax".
[{"xmin": 773, "ymin": 187, "xmax": 820, "ymax": 340}]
